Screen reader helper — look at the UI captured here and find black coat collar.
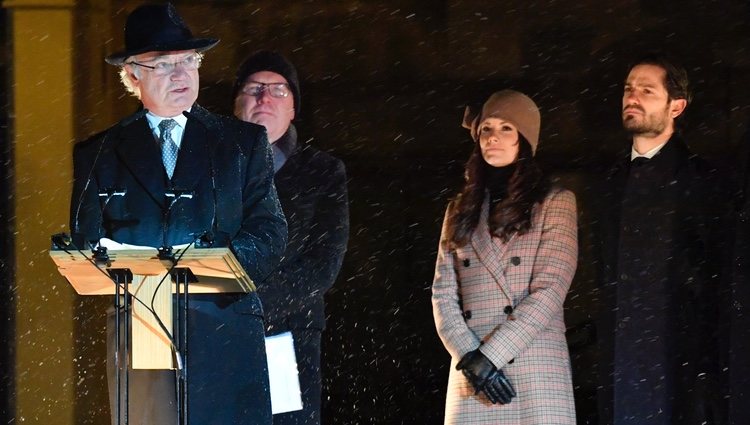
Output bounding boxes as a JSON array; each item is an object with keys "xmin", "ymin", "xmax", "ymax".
[{"xmin": 114, "ymin": 104, "xmax": 212, "ymax": 208}]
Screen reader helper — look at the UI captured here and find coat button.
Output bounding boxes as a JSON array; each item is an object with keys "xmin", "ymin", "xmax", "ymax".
[
  {"xmin": 463, "ymin": 258, "xmax": 470, "ymax": 267},
  {"xmin": 511, "ymin": 256, "xmax": 521, "ymax": 266},
  {"xmin": 505, "ymin": 306, "xmax": 516, "ymax": 320},
  {"xmin": 463, "ymin": 310, "xmax": 472, "ymax": 319}
]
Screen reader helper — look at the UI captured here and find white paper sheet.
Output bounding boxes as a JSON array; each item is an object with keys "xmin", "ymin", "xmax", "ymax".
[
  {"xmin": 265, "ymin": 331, "xmax": 303, "ymax": 414},
  {"xmin": 97, "ymin": 237, "xmax": 189, "ymax": 251}
]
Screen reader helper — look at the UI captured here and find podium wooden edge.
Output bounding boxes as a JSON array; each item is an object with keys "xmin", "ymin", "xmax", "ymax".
[
  {"xmin": 49, "ymin": 247, "xmax": 255, "ymax": 295},
  {"xmin": 49, "ymin": 246, "xmax": 256, "ymax": 369}
]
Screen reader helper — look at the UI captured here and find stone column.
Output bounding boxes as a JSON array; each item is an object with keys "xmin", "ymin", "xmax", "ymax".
[{"xmin": 3, "ymin": 0, "xmax": 76, "ymax": 422}]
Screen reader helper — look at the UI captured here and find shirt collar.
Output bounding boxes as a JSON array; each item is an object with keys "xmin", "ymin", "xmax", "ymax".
[
  {"xmin": 146, "ymin": 109, "xmax": 190, "ymax": 130},
  {"xmin": 631, "ymin": 141, "xmax": 667, "ymax": 161},
  {"xmin": 146, "ymin": 108, "xmax": 191, "ymax": 148}
]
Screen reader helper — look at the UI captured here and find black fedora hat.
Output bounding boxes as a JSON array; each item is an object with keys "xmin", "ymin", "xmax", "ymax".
[{"xmin": 105, "ymin": 2, "xmax": 219, "ymax": 66}]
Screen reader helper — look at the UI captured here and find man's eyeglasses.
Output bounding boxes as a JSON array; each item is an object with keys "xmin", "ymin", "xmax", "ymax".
[
  {"xmin": 127, "ymin": 54, "xmax": 202, "ymax": 76},
  {"xmin": 240, "ymin": 82, "xmax": 291, "ymax": 98}
]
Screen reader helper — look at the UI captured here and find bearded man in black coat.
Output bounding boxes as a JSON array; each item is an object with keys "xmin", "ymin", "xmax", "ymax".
[
  {"xmin": 70, "ymin": 4, "xmax": 286, "ymax": 424},
  {"xmin": 232, "ymin": 51, "xmax": 349, "ymax": 425},
  {"xmin": 595, "ymin": 53, "xmax": 730, "ymax": 425}
]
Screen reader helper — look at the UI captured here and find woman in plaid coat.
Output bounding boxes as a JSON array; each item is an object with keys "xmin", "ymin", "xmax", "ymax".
[{"xmin": 432, "ymin": 90, "xmax": 577, "ymax": 424}]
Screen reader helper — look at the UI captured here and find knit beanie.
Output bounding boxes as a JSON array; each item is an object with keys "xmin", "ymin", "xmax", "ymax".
[
  {"xmin": 233, "ymin": 50, "xmax": 301, "ymax": 115},
  {"xmin": 462, "ymin": 90, "xmax": 541, "ymax": 155}
]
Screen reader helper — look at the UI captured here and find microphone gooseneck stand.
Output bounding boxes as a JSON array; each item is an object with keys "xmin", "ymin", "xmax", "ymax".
[
  {"xmin": 95, "ymin": 188, "xmax": 129, "ymax": 425},
  {"xmin": 171, "ymin": 265, "xmax": 197, "ymax": 425},
  {"xmin": 160, "ymin": 188, "xmax": 196, "ymax": 425}
]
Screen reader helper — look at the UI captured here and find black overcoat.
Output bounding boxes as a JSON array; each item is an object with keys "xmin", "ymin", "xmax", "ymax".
[
  {"xmin": 70, "ymin": 104, "xmax": 287, "ymax": 424},
  {"xmin": 259, "ymin": 130, "xmax": 349, "ymax": 332},
  {"xmin": 257, "ymin": 129, "xmax": 348, "ymax": 425},
  {"xmin": 595, "ymin": 137, "xmax": 729, "ymax": 425}
]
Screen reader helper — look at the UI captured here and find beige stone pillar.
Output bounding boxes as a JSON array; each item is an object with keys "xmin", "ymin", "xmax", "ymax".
[{"xmin": 3, "ymin": 0, "xmax": 76, "ymax": 423}]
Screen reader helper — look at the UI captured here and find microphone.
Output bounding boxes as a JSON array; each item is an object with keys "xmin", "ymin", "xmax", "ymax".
[
  {"xmin": 164, "ymin": 189, "xmax": 194, "ymax": 200},
  {"xmin": 193, "ymin": 229, "xmax": 230, "ymax": 248},
  {"xmin": 72, "ymin": 109, "xmax": 149, "ymax": 239},
  {"xmin": 159, "ymin": 188, "xmax": 195, "ymax": 262},
  {"xmin": 98, "ymin": 187, "xmax": 127, "ymax": 204},
  {"xmin": 91, "ymin": 187, "xmax": 128, "ymax": 266},
  {"xmin": 153, "ymin": 109, "xmax": 211, "ymax": 263}
]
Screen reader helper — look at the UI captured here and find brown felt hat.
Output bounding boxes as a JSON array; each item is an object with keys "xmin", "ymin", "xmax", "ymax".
[{"xmin": 462, "ymin": 90, "xmax": 541, "ymax": 155}]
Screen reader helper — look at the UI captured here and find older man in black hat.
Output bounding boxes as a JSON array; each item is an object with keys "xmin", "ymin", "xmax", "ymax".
[
  {"xmin": 70, "ymin": 4, "xmax": 286, "ymax": 424},
  {"xmin": 232, "ymin": 51, "xmax": 348, "ymax": 424}
]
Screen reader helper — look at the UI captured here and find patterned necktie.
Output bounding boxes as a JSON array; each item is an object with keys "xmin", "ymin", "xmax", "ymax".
[{"xmin": 159, "ymin": 119, "xmax": 179, "ymax": 178}]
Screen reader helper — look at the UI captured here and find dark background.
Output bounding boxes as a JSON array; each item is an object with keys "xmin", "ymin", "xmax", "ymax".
[
  {"xmin": 4, "ymin": 1, "xmax": 750, "ymax": 423},
  {"xmin": 0, "ymin": 6, "xmax": 15, "ymax": 422}
]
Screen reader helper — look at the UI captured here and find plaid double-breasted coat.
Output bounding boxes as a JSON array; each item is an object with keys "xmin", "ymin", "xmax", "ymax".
[{"xmin": 432, "ymin": 188, "xmax": 578, "ymax": 424}]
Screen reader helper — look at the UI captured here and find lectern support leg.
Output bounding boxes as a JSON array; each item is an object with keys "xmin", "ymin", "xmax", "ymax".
[
  {"xmin": 182, "ymin": 274, "xmax": 189, "ymax": 424},
  {"xmin": 175, "ymin": 273, "xmax": 183, "ymax": 425},
  {"xmin": 173, "ymin": 268, "xmax": 197, "ymax": 425},
  {"xmin": 108, "ymin": 269, "xmax": 134, "ymax": 425}
]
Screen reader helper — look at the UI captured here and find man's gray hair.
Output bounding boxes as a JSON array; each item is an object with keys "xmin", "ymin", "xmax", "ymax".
[
  {"xmin": 116, "ymin": 52, "xmax": 204, "ymax": 99},
  {"xmin": 119, "ymin": 59, "xmax": 141, "ymax": 98}
]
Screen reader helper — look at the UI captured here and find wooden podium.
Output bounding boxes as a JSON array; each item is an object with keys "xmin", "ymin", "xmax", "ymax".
[{"xmin": 49, "ymin": 247, "xmax": 254, "ymax": 369}]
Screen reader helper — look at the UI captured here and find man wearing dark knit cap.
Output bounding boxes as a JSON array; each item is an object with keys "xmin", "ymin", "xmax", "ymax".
[
  {"xmin": 233, "ymin": 51, "xmax": 349, "ymax": 425},
  {"xmin": 71, "ymin": 4, "xmax": 285, "ymax": 424}
]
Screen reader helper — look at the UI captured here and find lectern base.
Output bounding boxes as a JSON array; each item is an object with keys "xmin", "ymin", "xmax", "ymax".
[{"xmin": 107, "ymin": 309, "xmax": 178, "ymax": 425}]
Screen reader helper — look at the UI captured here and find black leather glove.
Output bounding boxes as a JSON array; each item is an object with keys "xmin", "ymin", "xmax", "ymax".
[
  {"xmin": 456, "ymin": 349, "xmax": 516, "ymax": 404},
  {"xmin": 484, "ymin": 368, "xmax": 516, "ymax": 405}
]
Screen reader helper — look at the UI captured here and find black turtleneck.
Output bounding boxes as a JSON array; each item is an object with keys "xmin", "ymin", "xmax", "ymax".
[{"xmin": 485, "ymin": 162, "xmax": 517, "ymax": 208}]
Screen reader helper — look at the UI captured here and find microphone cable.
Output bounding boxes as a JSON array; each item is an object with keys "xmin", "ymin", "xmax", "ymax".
[
  {"xmin": 72, "ymin": 109, "xmax": 148, "ymax": 235},
  {"xmin": 53, "ymin": 237, "xmax": 185, "ymax": 368}
]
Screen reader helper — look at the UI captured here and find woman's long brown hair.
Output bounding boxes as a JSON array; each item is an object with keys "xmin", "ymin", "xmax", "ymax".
[{"xmin": 444, "ymin": 137, "xmax": 550, "ymax": 248}]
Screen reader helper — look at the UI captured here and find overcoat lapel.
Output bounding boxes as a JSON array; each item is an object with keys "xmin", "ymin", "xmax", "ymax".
[
  {"xmin": 607, "ymin": 156, "xmax": 629, "ymax": 202},
  {"xmin": 471, "ymin": 198, "xmax": 513, "ymax": 302},
  {"xmin": 273, "ymin": 143, "xmax": 303, "ymax": 246},
  {"xmin": 115, "ymin": 119, "xmax": 168, "ymax": 209},
  {"xmin": 171, "ymin": 118, "xmax": 211, "ymax": 192},
  {"xmin": 274, "ymin": 142, "xmax": 302, "ymax": 181}
]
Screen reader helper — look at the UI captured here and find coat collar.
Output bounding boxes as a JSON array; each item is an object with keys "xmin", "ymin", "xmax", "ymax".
[
  {"xmin": 114, "ymin": 104, "xmax": 212, "ymax": 208},
  {"xmin": 610, "ymin": 135, "xmax": 692, "ymax": 178},
  {"xmin": 275, "ymin": 126, "xmax": 308, "ymax": 181},
  {"xmin": 470, "ymin": 196, "xmax": 514, "ymax": 301},
  {"xmin": 273, "ymin": 125, "xmax": 300, "ymax": 175},
  {"xmin": 606, "ymin": 136, "xmax": 695, "ymax": 203},
  {"xmin": 275, "ymin": 124, "xmax": 299, "ymax": 160}
]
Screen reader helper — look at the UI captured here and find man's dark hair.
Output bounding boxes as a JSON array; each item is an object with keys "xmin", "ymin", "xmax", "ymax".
[{"xmin": 629, "ymin": 52, "xmax": 692, "ymax": 105}]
